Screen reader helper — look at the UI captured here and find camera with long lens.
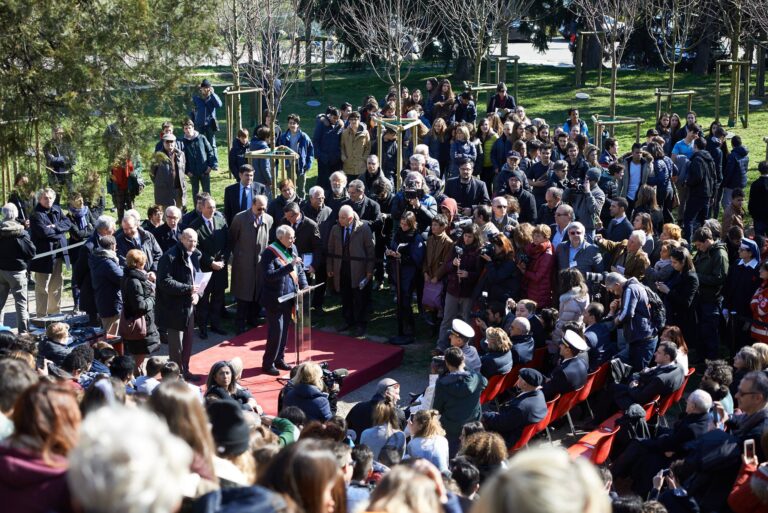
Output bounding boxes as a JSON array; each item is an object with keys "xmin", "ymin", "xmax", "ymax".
[
  {"xmin": 277, "ymin": 361, "xmax": 349, "ymax": 416},
  {"xmin": 450, "ymin": 217, "xmax": 473, "ymax": 239}
]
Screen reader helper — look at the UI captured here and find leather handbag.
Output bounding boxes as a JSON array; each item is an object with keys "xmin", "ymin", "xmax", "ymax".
[{"xmin": 118, "ymin": 310, "xmax": 147, "ymax": 340}]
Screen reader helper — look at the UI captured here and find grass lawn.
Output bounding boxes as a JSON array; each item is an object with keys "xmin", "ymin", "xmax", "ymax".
[{"xmin": 95, "ymin": 61, "xmax": 768, "ymax": 368}]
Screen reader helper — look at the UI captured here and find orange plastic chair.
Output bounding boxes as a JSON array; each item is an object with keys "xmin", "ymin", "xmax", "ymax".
[
  {"xmin": 550, "ymin": 386, "xmax": 585, "ymax": 436},
  {"xmin": 527, "ymin": 347, "xmax": 548, "ymax": 370},
  {"xmin": 569, "ymin": 425, "xmax": 622, "ymax": 465},
  {"xmin": 500, "ymin": 365, "xmax": 522, "ymax": 394},
  {"xmin": 573, "ymin": 369, "xmax": 598, "ymax": 419},
  {"xmin": 590, "ymin": 362, "xmax": 612, "ymax": 397},
  {"xmin": 643, "ymin": 396, "xmax": 660, "ymax": 422},
  {"xmin": 480, "ymin": 373, "xmax": 507, "ymax": 404}
]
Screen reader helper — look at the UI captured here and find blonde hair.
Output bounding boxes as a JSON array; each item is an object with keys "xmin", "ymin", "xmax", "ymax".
[
  {"xmin": 533, "ymin": 224, "xmax": 551, "ymax": 239},
  {"xmin": 662, "ymin": 223, "xmax": 682, "ymax": 240},
  {"xmin": 292, "ymin": 362, "xmax": 324, "ymax": 390},
  {"xmin": 486, "ymin": 327, "xmax": 512, "ymax": 352},
  {"xmin": 471, "ymin": 446, "xmax": 610, "ymax": 513},
  {"xmin": 753, "ymin": 343, "xmax": 768, "ymax": 369},
  {"xmin": 456, "ymin": 125, "xmax": 470, "ymax": 141},
  {"xmin": 46, "ymin": 322, "xmax": 69, "ymax": 342},
  {"xmin": 368, "ymin": 465, "xmax": 442, "ymax": 513},
  {"xmin": 410, "ymin": 410, "xmax": 446, "ymax": 438}
]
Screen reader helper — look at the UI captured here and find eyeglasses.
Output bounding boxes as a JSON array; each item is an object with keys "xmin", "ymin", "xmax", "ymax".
[
  {"xmin": 254, "ymin": 207, "xmax": 265, "ymax": 212},
  {"xmin": 555, "ymin": 213, "xmax": 569, "ymax": 217},
  {"xmin": 493, "ymin": 204, "xmax": 506, "ymax": 209},
  {"xmin": 569, "ymin": 232, "xmax": 583, "ymax": 236},
  {"xmin": 736, "ymin": 389, "xmax": 760, "ymax": 396}
]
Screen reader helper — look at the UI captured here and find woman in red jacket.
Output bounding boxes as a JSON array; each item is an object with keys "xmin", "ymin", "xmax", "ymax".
[
  {"xmin": 750, "ymin": 261, "xmax": 768, "ymax": 343},
  {"xmin": 521, "ymin": 224, "xmax": 555, "ymax": 308},
  {"xmin": 728, "ymin": 454, "xmax": 768, "ymax": 513}
]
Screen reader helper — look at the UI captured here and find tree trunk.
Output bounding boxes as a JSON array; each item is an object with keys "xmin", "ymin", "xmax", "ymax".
[
  {"xmin": 454, "ymin": 54, "xmax": 474, "ymax": 81},
  {"xmin": 692, "ymin": 31, "xmax": 712, "ymax": 75},
  {"xmin": 230, "ymin": 0, "xmax": 242, "ymax": 135},
  {"xmin": 582, "ymin": 35, "xmax": 603, "ymax": 71},
  {"xmin": 729, "ymin": 11, "xmax": 741, "ymax": 127},
  {"xmin": 304, "ymin": 15, "xmax": 312, "ymax": 96},
  {"xmin": 610, "ymin": 43, "xmax": 618, "ymax": 123},
  {"xmin": 757, "ymin": 44, "xmax": 766, "ymax": 97},
  {"xmin": 667, "ymin": 60, "xmax": 677, "ymax": 111},
  {"xmin": 499, "ymin": 33, "xmax": 509, "ymax": 83}
]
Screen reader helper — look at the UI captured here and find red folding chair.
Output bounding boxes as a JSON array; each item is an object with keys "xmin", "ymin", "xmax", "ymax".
[
  {"xmin": 550, "ymin": 386, "xmax": 585, "ymax": 436},
  {"xmin": 500, "ymin": 365, "xmax": 522, "ymax": 394},
  {"xmin": 480, "ymin": 373, "xmax": 507, "ymax": 404},
  {"xmin": 569, "ymin": 425, "xmax": 622, "ymax": 465},
  {"xmin": 590, "ymin": 362, "xmax": 611, "ymax": 397},
  {"xmin": 511, "ymin": 394, "xmax": 559, "ymax": 451},
  {"xmin": 655, "ymin": 367, "xmax": 696, "ymax": 427},
  {"xmin": 643, "ymin": 396, "xmax": 660, "ymax": 422},
  {"xmin": 573, "ymin": 369, "xmax": 598, "ymax": 419}
]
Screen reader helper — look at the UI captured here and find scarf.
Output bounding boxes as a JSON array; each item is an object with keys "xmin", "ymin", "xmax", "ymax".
[{"xmin": 69, "ymin": 206, "xmax": 90, "ymax": 230}]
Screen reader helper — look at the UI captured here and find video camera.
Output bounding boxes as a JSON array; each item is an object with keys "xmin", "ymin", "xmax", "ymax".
[
  {"xmin": 566, "ymin": 178, "xmax": 586, "ymax": 192},
  {"xmin": 450, "ymin": 217, "xmax": 473, "ymax": 239}
]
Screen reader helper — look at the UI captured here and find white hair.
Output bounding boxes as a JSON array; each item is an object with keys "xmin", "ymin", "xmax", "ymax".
[
  {"xmin": 309, "ymin": 186, "xmax": 324, "ymax": 198},
  {"xmin": 473, "ymin": 446, "xmax": 610, "ymax": 513},
  {"xmin": 67, "ymin": 406, "xmax": 192, "ymax": 513},
  {"xmin": 630, "ymin": 229, "xmax": 647, "ymax": 246},
  {"xmin": 339, "ymin": 205, "xmax": 355, "ymax": 218},
  {"xmin": 123, "ymin": 210, "xmax": 140, "ymax": 225},
  {"xmin": 276, "ymin": 224, "xmax": 295, "ymax": 240},
  {"xmin": 330, "ymin": 171, "xmax": 347, "ymax": 184},
  {"xmin": 413, "ymin": 144, "xmax": 430, "ymax": 157},
  {"xmin": 36, "ymin": 187, "xmax": 56, "ymax": 202},
  {"xmin": 687, "ymin": 389, "xmax": 713, "ymax": 413},
  {"xmin": 2, "ymin": 203, "xmax": 18, "ymax": 221},
  {"xmin": 565, "ymin": 220, "xmax": 584, "ymax": 233},
  {"xmin": 604, "ymin": 272, "xmax": 627, "ymax": 287},
  {"xmin": 410, "ymin": 154, "xmax": 426, "ymax": 165},
  {"xmin": 254, "ymin": 194, "xmax": 268, "ymax": 206},
  {"xmin": 164, "ymin": 206, "xmax": 181, "ymax": 218},
  {"xmin": 513, "ymin": 316, "xmax": 531, "ymax": 334},
  {"xmin": 181, "ymin": 228, "xmax": 197, "ymax": 240},
  {"xmin": 95, "ymin": 215, "xmax": 116, "ymax": 234}
]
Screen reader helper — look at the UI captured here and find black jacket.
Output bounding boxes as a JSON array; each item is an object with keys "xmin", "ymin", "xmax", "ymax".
[
  {"xmin": 686, "ymin": 150, "xmax": 717, "ymax": 199},
  {"xmin": 482, "ymin": 389, "xmax": 547, "ymax": 447},
  {"xmin": 723, "ymin": 262, "xmax": 761, "ymax": 317},
  {"xmin": 120, "ymin": 268, "xmax": 160, "ymax": 351},
  {"xmin": 345, "ymin": 392, "xmax": 407, "ymax": 440},
  {"xmin": 542, "ymin": 357, "xmax": 588, "ymax": 401},
  {"xmin": 72, "ymin": 235, "xmax": 98, "ymax": 317},
  {"xmin": 0, "ymin": 220, "xmax": 35, "ymax": 271},
  {"xmin": 344, "ymin": 196, "xmax": 382, "ymax": 233},
  {"xmin": 224, "ymin": 182, "xmax": 270, "ymax": 227},
  {"xmin": 189, "ymin": 214, "xmax": 230, "ymax": 290},
  {"xmin": 114, "ymin": 227, "xmax": 163, "ymax": 273},
  {"xmin": 277, "ymin": 216, "xmax": 322, "ymax": 270},
  {"xmin": 615, "ymin": 363, "xmax": 684, "ymax": 410},
  {"xmin": 444, "ymin": 178, "xmax": 490, "ymax": 211},
  {"xmin": 156, "ymin": 243, "xmax": 201, "ymax": 331},
  {"xmin": 29, "ymin": 203, "xmax": 71, "ymax": 274},
  {"xmin": 153, "ymin": 223, "xmax": 182, "ymax": 253},
  {"xmin": 749, "ymin": 176, "xmax": 768, "ymax": 223}
]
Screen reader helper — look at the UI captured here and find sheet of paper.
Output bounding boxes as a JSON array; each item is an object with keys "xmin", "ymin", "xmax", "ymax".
[
  {"xmin": 194, "ymin": 271, "xmax": 212, "ymax": 297},
  {"xmin": 302, "ymin": 253, "xmax": 313, "ymax": 270}
]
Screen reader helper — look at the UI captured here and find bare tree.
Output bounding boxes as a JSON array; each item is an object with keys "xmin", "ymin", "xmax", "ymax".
[
  {"xmin": 644, "ymin": 0, "xmax": 714, "ymax": 109},
  {"xmin": 241, "ymin": 0, "xmax": 314, "ymax": 148},
  {"xmin": 327, "ymin": 0, "xmax": 433, "ymax": 116},
  {"xmin": 570, "ymin": 0, "xmax": 643, "ymax": 119},
  {"xmin": 216, "ymin": 0, "xmax": 258, "ymax": 133},
  {"xmin": 744, "ymin": 0, "xmax": 768, "ymax": 34},
  {"xmin": 435, "ymin": 0, "xmax": 535, "ymax": 86}
]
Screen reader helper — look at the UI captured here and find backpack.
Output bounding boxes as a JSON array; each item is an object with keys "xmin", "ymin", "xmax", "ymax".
[{"xmin": 642, "ymin": 284, "xmax": 666, "ymax": 333}]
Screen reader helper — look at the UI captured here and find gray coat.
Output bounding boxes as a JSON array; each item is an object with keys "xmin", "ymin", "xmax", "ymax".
[
  {"xmin": 619, "ymin": 155, "xmax": 653, "ymax": 198},
  {"xmin": 563, "ymin": 186, "xmax": 605, "ymax": 233},
  {"xmin": 555, "ymin": 241, "xmax": 604, "ymax": 276},
  {"xmin": 150, "ymin": 150, "xmax": 186, "ymax": 208},
  {"xmin": 229, "ymin": 210, "xmax": 273, "ymax": 302}
]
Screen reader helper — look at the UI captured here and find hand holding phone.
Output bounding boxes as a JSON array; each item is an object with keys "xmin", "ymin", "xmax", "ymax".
[{"xmin": 744, "ymin": 439, "xmax": 757, "ymax": 465}]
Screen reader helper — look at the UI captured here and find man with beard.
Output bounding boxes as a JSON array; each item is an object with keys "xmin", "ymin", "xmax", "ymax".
[
  {"xmin": 444, "ymin": 159, "xmax": 490, "ymax": 217},
  {"xmin": 359, "ymin": 154, "xmax": 391, "ymax": 196},
  {"xmin": 326, "ymin": 171, "xmax": 350, "ymax": 220}
]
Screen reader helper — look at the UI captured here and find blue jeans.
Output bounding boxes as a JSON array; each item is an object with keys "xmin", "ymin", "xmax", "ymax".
[
  {"xmin": 618, "ymin": 336, "xmax": 657, "ymax": 373},
  {"xmin": 698, "ymin": 301, "xmax": 721, "ymax": 360},
  {"xmin": 190, "ymin": 174, "xmax": 211, "ymax": 198}
]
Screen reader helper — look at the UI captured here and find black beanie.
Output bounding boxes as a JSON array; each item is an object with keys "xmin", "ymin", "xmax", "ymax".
[{"xmin": 207, "ymin": 399, "xmax": 250, "ymax": 456}]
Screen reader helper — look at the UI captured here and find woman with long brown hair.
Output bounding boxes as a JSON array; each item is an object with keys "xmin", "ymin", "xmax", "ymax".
[
  {"xmin": 406, "ymin": 409, "xmax": 450, "ymax": 472},
  {"xmin": 0, "ymin": 381, "xmax": 80, "ymax": 513},
  {"xmin": 659, "ymin": 325, "xmax": 691, "ymax": 371},
  {"xmin": 148, "ymin": 380, "xmax": 217, "ymax": 484}
]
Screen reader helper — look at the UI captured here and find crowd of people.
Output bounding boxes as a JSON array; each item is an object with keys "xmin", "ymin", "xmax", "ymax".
[{"xmin": 2, "ymin": 76, "xmax": 768, "ymax": 512}]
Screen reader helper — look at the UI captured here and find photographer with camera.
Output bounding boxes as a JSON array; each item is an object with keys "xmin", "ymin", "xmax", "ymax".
[
  {"xmin": 435, "ymin": 223, "xmax": 485, "ymax": 353},
  {"xmin": 475, "ymin": 233, "xmax": 522, "ymax": 305},
  {"xmin": 563, "ymin": 167, "xmax": 605, "ymax": 239},
  {"xmin": 391, "ymin": 172, "xmax": 437, "ymax": 237}
]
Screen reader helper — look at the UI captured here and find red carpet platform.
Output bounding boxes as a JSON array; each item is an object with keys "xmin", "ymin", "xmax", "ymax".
[{"xmin": 188, "ymin": 326, "xmax": 404, "ymax": 415}]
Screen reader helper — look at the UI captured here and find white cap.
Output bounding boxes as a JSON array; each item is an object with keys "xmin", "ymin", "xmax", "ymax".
[
  {"xmin": 563, "ymin": 330, "xmax": 588, "ymax": 352},
  {"xmin": 451, "ymin": 319, "xmax": 475, "ymax": 340}
]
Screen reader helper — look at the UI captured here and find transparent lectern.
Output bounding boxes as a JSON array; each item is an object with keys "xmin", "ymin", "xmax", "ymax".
[{"xmin": 278, "ymin": 282, "xmax": 324, "ymax": 365}]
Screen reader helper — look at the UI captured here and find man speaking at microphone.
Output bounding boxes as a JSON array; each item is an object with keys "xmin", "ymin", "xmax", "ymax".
[{"xmin": 260, "ymin": 225, "xmax": 308, "ymax": 376}]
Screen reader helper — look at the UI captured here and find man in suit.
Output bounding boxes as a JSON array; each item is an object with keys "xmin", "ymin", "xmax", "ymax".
[
  {"xmin": 551, "ymin": 203, "xmax": 574, "ymax": 249},
  {"xmin": 114, "ymin": 212, "xmax": 163, "ymax": 275},
  {"xmin": 482, "ymin": 368, "xmax": 548, "ymax": 448},
  {"xmin": 279, "ymin": 201, "xmax": 322, "ymax": 289},
  {"xmin": 344, "ymin": 179, "xmax": 382, "ymax": 231},
  {"xmin": 594, "ymin": 230, "xmax": 651, "ymax": 281},
  {"xmin": 230, "ymin": 195, "xmax": 272, "ymax": 335},
  {"xmin": 542, "ymin": 329, "xmax": 589, "ymax": 401},
  {"xmin": 156, "ymin": 228, "xmax": 202, "ymax": 381},
  {"xmin": 154, "ymin": 206, "xmax": 183, "ymax": 253},
  {"xmin": 509, "ymin": 316, "xmax": 535, "ymax": 365},
  {"xmin": 302, "ymin": 186, "xmax": 334, "ymax": 312},
  {"xmin": 326, "ymin": 205, "xmax": 375, "ymax": 337},
  {"xmin": 537, "ymin": 187, "xmax": 563, "ymax": 228},
  {"xmin": 29, "ymin": 187, "xmax": 72, "ymax": 316},
  {"xmin": 444, "ymin": 159, "xmax": 491, "ymax": 217},
  {"xmin": 260, "ymin": 225, "xmax": 309, "ymax": 376},
  {"xmin": 605, "ymin": 197, "xmax": 633, "ymax": 242},
  {"xmin": 612, "ymin": 341, "xmax": 684, "ymax": 410},
  {"xmin": 555, "ymin": 221, "xmax": 603, "ymax": 277},
  {"xmin": 189, "ymin": 196, "xmax": 229, "ymax": 338},
  {"xmin": 223, "ymin": 164, "xmax": 270, "ymax": 227}
]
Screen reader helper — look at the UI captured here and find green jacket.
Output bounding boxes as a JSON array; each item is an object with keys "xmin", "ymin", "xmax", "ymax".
[
  {"xmin": 693, "ymin": 241, "xmax": 729, "ymax": 303},
  {"xmin": 432, "ymin": 370, "xmax": 488, "ymax": 440},
  {"xmin": 271, "ymin": 417, "xmax": 298, "ymax": 447}
]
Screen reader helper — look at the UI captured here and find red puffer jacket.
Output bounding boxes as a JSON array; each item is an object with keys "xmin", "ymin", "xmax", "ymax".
[{"xmin": 522, "ymin": 240, "xmax": 555, "ymax": 308}]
